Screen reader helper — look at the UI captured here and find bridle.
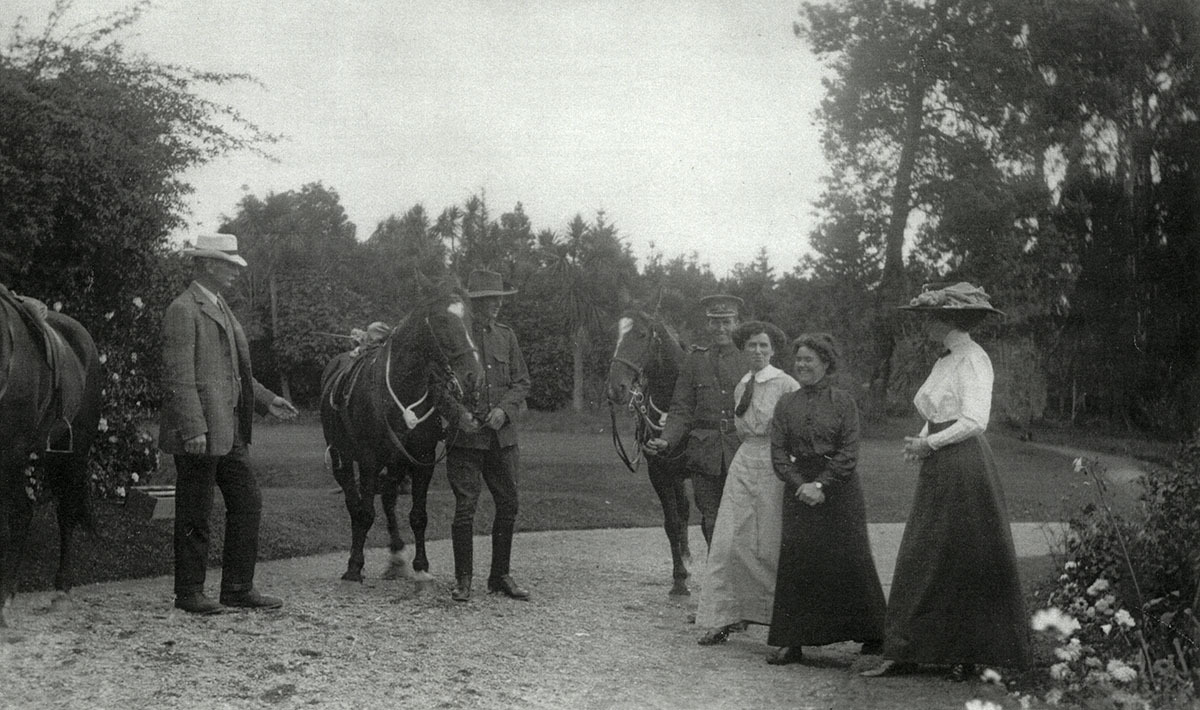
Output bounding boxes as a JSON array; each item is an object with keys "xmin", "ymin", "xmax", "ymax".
[
  {"xmin": 378, "ymin": 311, "xmax": 477, "ymax": 467},
  {"xmin": 608, "ymin": 318, "xmax": 680, "ymax": 473}
]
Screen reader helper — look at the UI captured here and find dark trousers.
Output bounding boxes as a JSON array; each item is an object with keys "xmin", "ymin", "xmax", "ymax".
[
  {"xmin": 172, "ymin": 440, "xmax": 262, "ymax": 596},
  {"xmin": 691, "ymin": 472, "xmax": 726, "ymax": 548},
  {"xmin": 446, "ymin": 445, "xmax": 519, "ymax": 580}
]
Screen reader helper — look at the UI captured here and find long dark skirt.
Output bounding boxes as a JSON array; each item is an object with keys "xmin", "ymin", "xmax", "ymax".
[
  {"xmin": 767, "ymin": 473, "xmax": 886, "ymax": 647},
  {"xmin": 882, "ymin": 433, "xmax": 1032, "ymax": 668}
]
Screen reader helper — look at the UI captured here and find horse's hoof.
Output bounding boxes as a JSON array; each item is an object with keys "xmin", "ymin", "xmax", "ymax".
[
  {"xmin": 341, "ymin": 570, "xmax": 363, "ymax": 583},
  {"xmin": 669, "ymin": 581, "xmax": 691, "ymax": 596},
  {"xmin": 49, "ymin": 591, "xmax": 73, "ymax": 612}
]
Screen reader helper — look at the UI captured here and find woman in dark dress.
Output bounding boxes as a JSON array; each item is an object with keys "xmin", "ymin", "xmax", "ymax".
[
  {"xmin": 862, "ymin": 283, "xmax": 1032, "ymax": 680},
  {"xmin": 765, "ymin": 333, "xmax": 886, "ymax": 665}
]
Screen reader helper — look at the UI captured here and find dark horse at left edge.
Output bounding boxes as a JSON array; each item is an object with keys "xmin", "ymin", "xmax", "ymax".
[
  {"xmin": 606, "ymin": 306, "xmax": 694, "ymax": 596},
  {"xmin": 0, "ymin": 285, "xmax": 101, "ymax": 629},
  {"xmin": 321, "ymin": 274, "xmax": 484, "ymax": 585}
]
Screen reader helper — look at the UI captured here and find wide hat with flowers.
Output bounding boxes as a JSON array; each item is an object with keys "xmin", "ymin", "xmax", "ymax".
[
  {"xmin": 466, "ymin": 269, "xmax": 518, "ymax": 298},
  {"xmin": 899, "ymin": 281, "xmax": 1005, "ymax": 316},
  {"xmin": 183, "ymin": 233, "xmax": 248, "ymax": 267}
]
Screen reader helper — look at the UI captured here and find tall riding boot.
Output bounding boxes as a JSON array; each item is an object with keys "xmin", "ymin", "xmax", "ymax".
[
  {"xmin": 451, "ymin": 524, "xmax": 473, "ymax": 602},
  {"xmin": 487, "ymin": 524, "xmax": 529, "ymax": 599}
]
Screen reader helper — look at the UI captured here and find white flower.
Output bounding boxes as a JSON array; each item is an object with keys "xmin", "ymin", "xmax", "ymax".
[
  {"xmin": 130, "ymin": 473, "xmax": 139, "ymax": 484},
  {"xmin": 1101, "ymin": 623, "xmax": 1113, "ymax": 635},
  {"xmin": 1018, "ymin": 695, "xmax": 1033, "ymax": 710},
  {"xmin": 1054, "ymin": 638, "xmax": 1083, "ymax": 662},
  {"xmin": 1084, "ymin": 656, "xmax": 1103, "ymax": 668},
  {"xmin": 1031, "ymin": 607, "xmax": 1081, "ymax": 638},
  {"xmin": 116, "ymin": 486, "xmax": 125, "ymax": 498},
  {"xmin": 99, "ymin": 353, "xmax": 108, "ymax": 365},
  {"xmin": 1086, "ymin": 578, "xmax": 1110, "ymax": 596},
  {"xmin": 130, "ymin": 352, "xmax": 138, "ymax": 363},
  {"xmin": 132, "ymin": 296, "xmax": 144, "ymax": 309},
  {"xmin": 1073, "ymin": 457, "xmax": 1084, "ymax": 472},
  {"xmin": 53, "ymin": 301, "xmax": 62, "ymax": 311},
  {"xmin": 1064, "ymin": 560, "xmax": 1078, "ymax": 571},
  {"xmin": 97, "ymin": 417, "xmax": 108, "ymax": 433},
  {"xmin": 104, "ymin": 311, "xmax": 115, "ymax": 321},
  {"xmin": 980, "ymin": 668, "xmax": 1002, "ymax": 685},
  {"xmin": 1049, "ymin": 662, "xmax": 1072, "ymax": 680},
  {"xmin": 1044, "ymin": 688, "xmax": 1063, "ymax": 706},
  {"xmin": 965, "ymin": 701, "xmax": 1003, "ymax": 710},
  {"xmin": 1107, "ymin": 659, "xmax": 1137, "ymax": 683},
  {"xmin": 1114, "ymin": 608, "xmax": 1136, "ymax": 629}
]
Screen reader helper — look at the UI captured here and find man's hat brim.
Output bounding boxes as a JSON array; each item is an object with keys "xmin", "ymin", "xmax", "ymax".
[{"xmin": 184, "ymin": 248, "xmax": 248, "ymax": 267}]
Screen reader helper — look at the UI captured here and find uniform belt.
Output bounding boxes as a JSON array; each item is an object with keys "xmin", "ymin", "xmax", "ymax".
[{"xmin": 693, "ymin": 418, "xmax": 736, "ymax": 433}]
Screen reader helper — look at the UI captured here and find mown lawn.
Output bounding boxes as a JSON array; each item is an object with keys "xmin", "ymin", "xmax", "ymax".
[{"xmin": 20, "ymin": 409, "xmax": 1140, "ymax": 591}]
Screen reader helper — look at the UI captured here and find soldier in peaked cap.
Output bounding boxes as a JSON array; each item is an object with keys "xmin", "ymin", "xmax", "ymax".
[
  {"xmin": 645, "ymin": 294, "xmax": 746, "ymax": 548},
  {"xmin": 160, "ymin": 233, "xmax": 298, "ymax": 616},
  {"xmin": 446, "ymin": 269, "xmax": 532, "ymax": 603}
]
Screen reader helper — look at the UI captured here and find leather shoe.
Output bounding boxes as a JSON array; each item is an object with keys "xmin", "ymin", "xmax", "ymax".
[
  {"xmin": 487, "ymin": 574, "xmax": 530, "ymax": 600},
  {"xmin": 174, "ymin": 593, "xmax": 226, "ymax": 615},
  {"xmin": 219, "ymin": 589, "xmax": 282, "ymax": 609},
  {"xmin": 451, "ymin": 575, "xmax": 472, "ymax": 602},
  {"xmin": 860, "ymin": 660, "xmax": 919, "ymax": 678},
  {"xmin": 766, "ymin": 646, "xmax": 804, "ymax": 665}
]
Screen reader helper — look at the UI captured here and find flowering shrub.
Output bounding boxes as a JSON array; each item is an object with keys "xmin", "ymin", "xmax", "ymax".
[{"xmin": 1030, "ymin": 448, "xmax": 1200, "ymax": 708}]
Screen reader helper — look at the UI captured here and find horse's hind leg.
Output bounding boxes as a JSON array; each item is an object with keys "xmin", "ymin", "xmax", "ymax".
[
  {"xmin": 335, "ymin": 454, "xmax": 375, "ymax": 583},
  {"xmin": 379, "ymin": 473, "xmax": 415, "ymax": 581},
  {"xmin": 46, "ymin": 452, "xmax": 90, "ymax": 610},
  {"xmin": 648, "ymin": 459, "xmax": 690, "ymax": 596},
  {"xmin": 408, "ymin": 465, "xmax": 434, "ymax": 584},
  {"xmin": 0, "ymin": 476, "xmax": 34, "ymax": 628}
]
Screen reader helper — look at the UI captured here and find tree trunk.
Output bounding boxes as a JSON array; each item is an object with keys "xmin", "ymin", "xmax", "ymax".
[
  {"xmin": 269, "ymin": 273, "xmax": 292, "ymax": 402},
  {"xmin": 867, "ymin": 84, "xmax": 927, "ymax": 416},
  {"xmin": 572, "ymin": 324, "xmax": 586, "ymax": 412}
]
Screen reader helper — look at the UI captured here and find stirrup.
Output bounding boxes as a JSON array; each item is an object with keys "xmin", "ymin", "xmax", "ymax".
[{"xmin": 45, "ymin": 420, "xmax": 74, "ymax": 454}]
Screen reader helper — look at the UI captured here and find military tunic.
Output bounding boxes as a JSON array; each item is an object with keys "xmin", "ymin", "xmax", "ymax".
[
  {"xmin": 451, "ymin": 320, "xmax": 530, "ymax": 450},
  {"xmin": 662, "ymin": 343, "xmax": 746, "ymax": 478}
]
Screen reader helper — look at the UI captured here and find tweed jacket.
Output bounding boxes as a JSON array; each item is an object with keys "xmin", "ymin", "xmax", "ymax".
[
  {"xmin": 450, "ymin": 319, "xmax": 529, "ymax": 450},
  {"xmin": 159, "ymin": 282, "xmax": 275, "ymax": 456}
]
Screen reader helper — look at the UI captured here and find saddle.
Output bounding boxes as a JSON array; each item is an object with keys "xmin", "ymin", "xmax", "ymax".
[
  {"xmin": 0, "ymin": 288, "xmax": 84, "ymax": 452},
  {"xmin": 325, "ymin": 348, "xmax": 377, "ymax": 413}
]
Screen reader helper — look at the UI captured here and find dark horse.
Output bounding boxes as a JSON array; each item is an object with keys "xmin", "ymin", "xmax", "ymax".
[
  {"xmin": 0, "ymin": 287, "xmax": 101, "ymax": 628},
  {"xmin": 606, "ymin": 307, "xmax": 694, "ymax": 596},
  {"xmin": 320, "ymin": 275, "xmax": 484, "ymax": 585}
]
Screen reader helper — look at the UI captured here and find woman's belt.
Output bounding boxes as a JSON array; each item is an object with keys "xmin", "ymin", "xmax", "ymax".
[{"xmin": 927, "ymin": 419, "xmax": 958, "ymax": 434}]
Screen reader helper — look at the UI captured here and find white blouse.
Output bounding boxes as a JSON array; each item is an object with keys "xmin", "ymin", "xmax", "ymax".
[
  {"xmin": 913, "ymin": 329, "xmax": 993, "ymax": 450},
  {"xmin": 733, "ymin": 364, "xmax": 800, "ymax": 439}
]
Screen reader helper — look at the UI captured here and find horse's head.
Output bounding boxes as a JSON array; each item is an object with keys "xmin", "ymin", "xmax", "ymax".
[
  {"xmin": 411, "ymin": 273, "xmax": 485, "ymax": 431},
  {"xmin": 607, "ymin": 308, "xmax": 674, "ymax": 406}
]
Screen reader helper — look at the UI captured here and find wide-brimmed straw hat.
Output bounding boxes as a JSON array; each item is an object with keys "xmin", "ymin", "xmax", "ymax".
[
  {"xmin": 899, "ymin": 282, "xmax": 1005, "ymax": 316},
  {"xmin": 466, "ymin": 269, "xmax": 518, "ymax": 298},
  {"xmin": 182, "ymin": 233, "xmax": 248, "ymax": 267}
]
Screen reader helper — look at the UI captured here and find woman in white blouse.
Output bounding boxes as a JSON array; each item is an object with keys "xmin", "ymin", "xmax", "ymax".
[
  {"xmin": 863, "ymin": 283, "xmax": 1031, "ymax": 680},
  {"xmin": 696, "ymin": 321, "xmax": 799, "ymax": 646}
]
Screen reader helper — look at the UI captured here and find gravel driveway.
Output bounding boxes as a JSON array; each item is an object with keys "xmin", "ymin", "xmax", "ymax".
[{"xmin": 2, "ymin": 526, "xmax": 1040, "ymax": 710}]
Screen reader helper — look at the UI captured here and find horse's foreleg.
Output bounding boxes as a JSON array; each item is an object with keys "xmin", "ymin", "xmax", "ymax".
[
  {"xmin": 648, "ymin": 460, "xmax": 690, "ymax": 596},
  {"xmin": 379, "ymin": 476, "xmax": 414, "ymax": 581},
  {"xmin": 408, "ymin": 466, "xmax": 434, "ymax": 582}
]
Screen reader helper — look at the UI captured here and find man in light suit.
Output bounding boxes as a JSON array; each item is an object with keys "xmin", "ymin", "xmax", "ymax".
[{"xmin": 159, "ymin": 233, "xmax": 298, "ymax": 615}]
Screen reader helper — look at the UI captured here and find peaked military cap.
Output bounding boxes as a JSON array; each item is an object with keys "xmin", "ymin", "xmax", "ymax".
[{"xmin": 700, "ymin": 294, "xmax": 743, "ymax": 318}]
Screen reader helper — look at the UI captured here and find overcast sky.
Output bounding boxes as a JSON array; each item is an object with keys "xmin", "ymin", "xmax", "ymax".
[{"xmin": 6, "ymin": 1, "xmax": 829, "ymax": 276}]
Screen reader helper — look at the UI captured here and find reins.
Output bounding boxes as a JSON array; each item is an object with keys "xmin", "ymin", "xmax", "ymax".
[{"xmin": 608, "ymin": 318, "xmax": 682, "ymax": 473}]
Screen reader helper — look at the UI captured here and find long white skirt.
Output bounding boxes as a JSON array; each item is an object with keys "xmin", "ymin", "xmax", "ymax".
[{"xmin": 694, "ymin": 436, "xmax": 785, "ymax": 628}]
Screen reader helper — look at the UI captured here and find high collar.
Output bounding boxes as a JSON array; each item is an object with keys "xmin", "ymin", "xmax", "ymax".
[
  {"xmin": 799, "ymin": 376, "xmax": 830, "ymax": 394},
  {"xmin": 943, "ymin": 329, "xmax": 972, "ymax": 352}
]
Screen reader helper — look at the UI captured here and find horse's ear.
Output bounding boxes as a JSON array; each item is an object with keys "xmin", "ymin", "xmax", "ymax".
[{"xmin": 412, "ymin": 268, "xmax": 435, "ymax": 297}]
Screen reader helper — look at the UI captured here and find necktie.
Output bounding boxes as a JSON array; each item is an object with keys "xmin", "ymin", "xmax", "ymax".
[{"xmin": 735, "ymin": 373, "xmax": 755, "ymax": 417}]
